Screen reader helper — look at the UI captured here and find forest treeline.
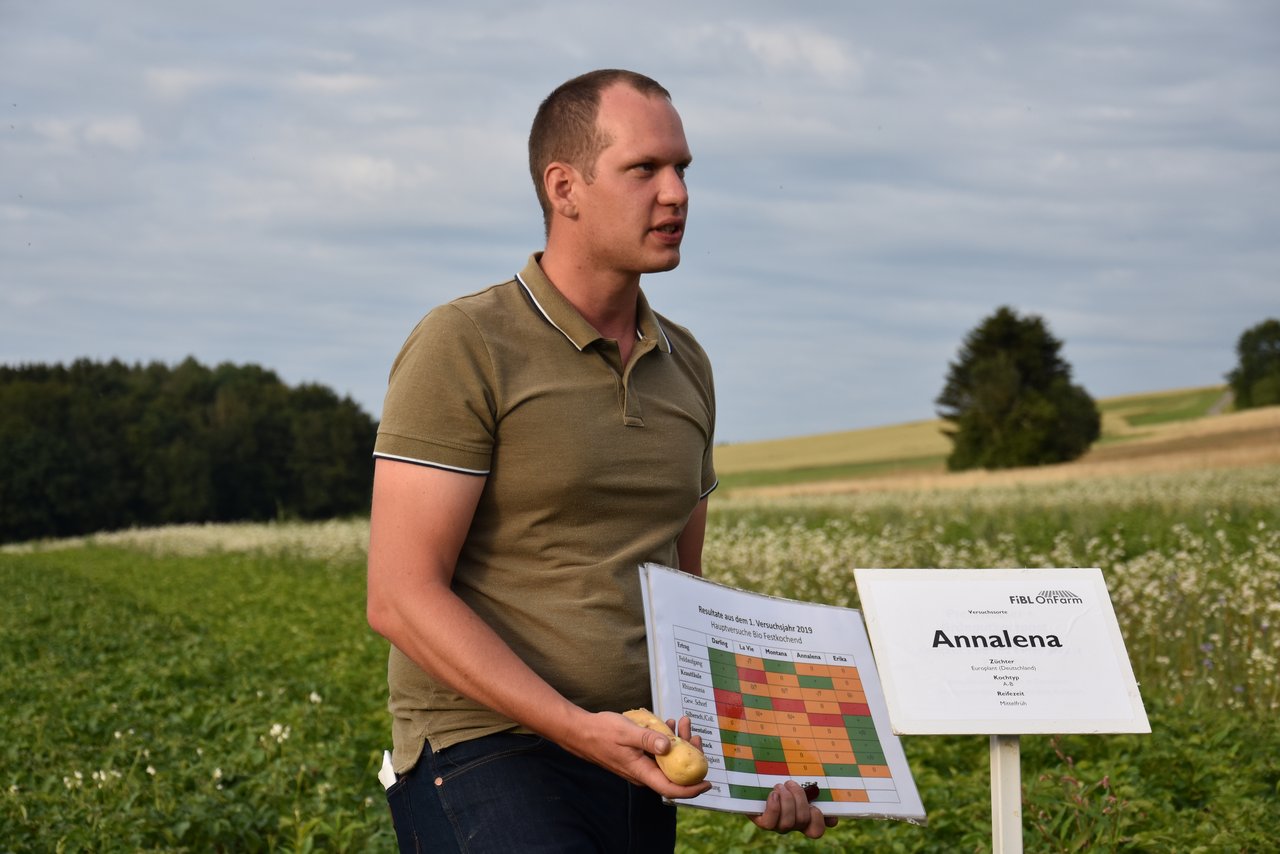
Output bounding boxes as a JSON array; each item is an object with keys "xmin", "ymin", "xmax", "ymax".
[{"xmin": 0, "ymin": 358, "xmax": 377, "ymax": 544}]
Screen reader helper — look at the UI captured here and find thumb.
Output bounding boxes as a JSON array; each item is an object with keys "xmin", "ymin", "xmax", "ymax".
[{"xmin": 638, "ymin": 728, "xmax": 671, "ymax": 756}]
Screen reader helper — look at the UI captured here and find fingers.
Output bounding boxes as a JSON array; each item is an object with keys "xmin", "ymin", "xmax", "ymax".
[{"xmin": 750, "ymin": 781, "xmax": 834, "ymax": 839}]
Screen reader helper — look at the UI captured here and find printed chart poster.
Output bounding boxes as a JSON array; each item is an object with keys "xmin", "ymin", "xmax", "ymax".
[
  {"xmin": 638, "ymin": 564, "xmax": 925, "ymax": 822},
  {"xmin": 854, "ymin": 568, "xmax": 1151, "ymax": 735}
]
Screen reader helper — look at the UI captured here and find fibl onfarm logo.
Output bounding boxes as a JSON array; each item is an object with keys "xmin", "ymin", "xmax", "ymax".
[{"xmin": 1009, "ymin": 589, "xmax": 1084, "ymax": 606}]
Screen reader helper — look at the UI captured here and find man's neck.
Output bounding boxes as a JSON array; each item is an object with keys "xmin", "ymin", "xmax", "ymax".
[{"xmin": 538, "ymin": 246, "xmax": 640, "ymax": 346}]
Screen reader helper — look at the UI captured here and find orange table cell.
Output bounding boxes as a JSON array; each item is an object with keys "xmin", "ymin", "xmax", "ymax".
[
  {"xmin": 827, "ymin": 664, "xmax": 861, "ymax": 678},
  {"xmin": 723, "ymin": 743, "xmax": 754, "ymax": 760},
  {"xmin": 781, "ymin": 745, "xmax": 821, "ymax": 764},
  {"xmin": 835, "ymin": 690, "xmax": 868, "ymax": 704},
  {"xmin": 768, "ymin": 717, "xmax": 808, "ymax": 737},
  {"xmin": 859, "ymin": 765, "xmax": 892, "ymax": 778},
  {"xmin": 794, "ymin": 662, "xmax": 832, "ymax": 677},
  {"xmin": 787, "ymin": 762, "xmax": 826, "ymax": 777},
  {"xmin": 744, "ymin": 707, "xmax": 776, "ymax": 724},
  {"xmin": 831, "ymin": 676, "xmax": 864, "ymax": 691},
  {"xmin": 800, "ymin": 688, "xmax": 838, "ymax": 703},
  {"xmin": 740, "ymin": 680, "xmax": 770, "ymax": 695},
  {"xmin": 831, "ymin": 789, "xmax": 871, "ymax": 803},
  {"xmin": 718, "ymin": 716, "xmax": 748, "ymax": 733},
  {"xmin": 736, "ymin": 655, "xmax": 765, "ymax": 669},
  {"xmin": 746, "ymin": 719, "xmax": 781, "ymax": 736},
  {"xmin": 803, "ymin": 700, "xmax": 841, "ymax": 715},
  {"xmin": 810, "ymin": 726, "xmax": 849, "ymax": 741},
  {"xmin": 766, "ymin": 672, "xmax": 801, "ymax": 688},
  {"xmin": 813, "ymin": 736, "xmax": 852, "ymax": 752},
  {"xmin": 818, "ymin": 748, "xmax": 857, "ymax": 764},
  {"xmin": 775, "ymin": 722, "xmax": 813, "ymax": 739}
]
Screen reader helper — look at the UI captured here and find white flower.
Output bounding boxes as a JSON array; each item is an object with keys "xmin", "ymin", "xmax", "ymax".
[
  {"xmin": 147, "ymin": 765, "xmax": 157, "ymax": 776},
  {"xmin": 309, "ymin": 691, "xmax": 323, "ymax": 704}
]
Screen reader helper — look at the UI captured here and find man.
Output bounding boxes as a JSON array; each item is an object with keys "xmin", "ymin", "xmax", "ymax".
[{"xmin": 367, "ymin": 69, "xmax": 835, "ymax": 851}]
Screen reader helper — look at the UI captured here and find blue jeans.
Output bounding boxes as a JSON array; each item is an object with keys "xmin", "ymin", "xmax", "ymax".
[{"xmin": 385, "ymin": 732, "xmax": 677, "ymax": 853}]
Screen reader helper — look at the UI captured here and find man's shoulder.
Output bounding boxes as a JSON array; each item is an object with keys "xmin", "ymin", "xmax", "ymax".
[{"xmin": 653, "ymin": 310, "xmax": 709, "ymax": 362}]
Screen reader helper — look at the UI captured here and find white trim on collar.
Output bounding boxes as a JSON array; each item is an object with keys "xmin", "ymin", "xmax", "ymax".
[{"xmin": 515, "ymin": 272, "xmax": 582, "ymax": 351}]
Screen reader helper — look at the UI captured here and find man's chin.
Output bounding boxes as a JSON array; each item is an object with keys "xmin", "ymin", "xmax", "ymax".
[{"xmin": 646, "ymin": 250, "xmax": 681, "ymax": 273}]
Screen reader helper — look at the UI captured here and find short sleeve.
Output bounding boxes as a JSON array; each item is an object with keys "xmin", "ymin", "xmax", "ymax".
[{"xmin": 373, "ymin": 304, "xmax": 497, "ymax": 474}]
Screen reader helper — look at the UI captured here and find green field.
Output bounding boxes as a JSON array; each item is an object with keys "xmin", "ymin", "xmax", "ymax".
[{"xmin": 3, "ymin": 461, "xmax": 1277, "ymax": 851}]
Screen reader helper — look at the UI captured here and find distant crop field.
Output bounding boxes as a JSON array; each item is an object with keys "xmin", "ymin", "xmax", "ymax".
[
  {"xmin": 4, "ymin": 463, "xmax": 1278, "ymax": 851},
  {"xmin": 715, "ymin": 387, "xmax": 1280, "ymax": 497}
]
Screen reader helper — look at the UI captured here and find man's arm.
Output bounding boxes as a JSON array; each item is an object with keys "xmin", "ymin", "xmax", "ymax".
[
  {"xmin": 365, "ymin": 457, "xmax": 708, "ymax": 798},
  {"xmin": 675, "ymin": 497, "xmax": 708, "ymax": 576}
]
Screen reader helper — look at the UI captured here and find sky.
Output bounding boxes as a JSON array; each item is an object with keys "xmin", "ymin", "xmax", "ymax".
[{"xmin": 3, "ymin": 1, "xmax": 1277, "ymax": 444}]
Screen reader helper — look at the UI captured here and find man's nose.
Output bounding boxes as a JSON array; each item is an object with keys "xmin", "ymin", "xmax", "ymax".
[{"xmin": 658, "ymin": 168, "xmax": 688, "ymax": 208}]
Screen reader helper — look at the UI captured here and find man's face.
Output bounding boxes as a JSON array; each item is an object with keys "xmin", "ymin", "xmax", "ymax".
[{"xmin": 573, "ymin": 84, "xmax": 692, "ymax": 276}]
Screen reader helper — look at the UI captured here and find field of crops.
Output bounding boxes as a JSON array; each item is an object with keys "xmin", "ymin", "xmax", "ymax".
[{"xmin": 3, "ymin": 463, "xmax": 1278, "ymax": 852}]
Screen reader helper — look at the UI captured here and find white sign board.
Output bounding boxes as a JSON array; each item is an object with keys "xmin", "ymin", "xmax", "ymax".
[{"xmin": 853, "ymin": 568, "xmax": 1150, "ymax": 735}]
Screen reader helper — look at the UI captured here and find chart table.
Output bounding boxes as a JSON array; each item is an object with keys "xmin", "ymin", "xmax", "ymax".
[{"xmin": 674, "ymin": 627, "xmax": 904, "ymax": 806}]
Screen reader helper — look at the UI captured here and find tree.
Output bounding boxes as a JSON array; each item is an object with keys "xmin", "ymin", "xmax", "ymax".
[
  {"xmin": 1226, "ymin": 318, "xmax": 1280, "ymax": 409},
  {"xmin": 0, "ymin": 358, "xmax": 377, "ymax": 543},
  {"xmin": 936, "ymin": 306, "xmax": 1100, "ymax": 471}
]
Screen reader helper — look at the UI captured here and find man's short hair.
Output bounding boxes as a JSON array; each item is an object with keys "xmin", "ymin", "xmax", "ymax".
[{"xmin": 529, "ymin": 69, "xmax": 671, "ymax": 233}]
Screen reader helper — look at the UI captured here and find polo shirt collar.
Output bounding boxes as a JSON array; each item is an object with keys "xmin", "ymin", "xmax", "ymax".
[{"xmin": 515, "ymin": 253, "xmax": 673, "ymax": 355}]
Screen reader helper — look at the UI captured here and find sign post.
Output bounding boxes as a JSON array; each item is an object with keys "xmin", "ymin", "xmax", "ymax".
[
  {"xmin": 853, "ymin": 568, "xmax": 1150, "ymax": 853},
  {"xmin": 989, "ymin": 734, "xmax": 1022, "ymax": 853}
]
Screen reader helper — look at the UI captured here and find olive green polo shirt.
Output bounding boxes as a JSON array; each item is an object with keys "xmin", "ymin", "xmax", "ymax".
[{"xmin": 374, "ymin": 254, "xmax": 717, "ymax": 771}]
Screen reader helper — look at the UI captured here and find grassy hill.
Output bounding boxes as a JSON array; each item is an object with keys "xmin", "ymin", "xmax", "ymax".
[{"xmin": 716, "ymin": 385, "xmax": 1280, "ymax": 494}]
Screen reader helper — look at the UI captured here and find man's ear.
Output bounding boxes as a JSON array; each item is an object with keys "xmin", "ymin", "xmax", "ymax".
[{"xmin": 544, "ymin": 161, "xmax": 578, "ymax": 219}]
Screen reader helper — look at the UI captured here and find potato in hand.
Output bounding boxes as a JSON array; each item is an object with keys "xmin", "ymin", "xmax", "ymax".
[{"xmin": 623, "ymin": 707, "xmax": 708, "ymax": 785}]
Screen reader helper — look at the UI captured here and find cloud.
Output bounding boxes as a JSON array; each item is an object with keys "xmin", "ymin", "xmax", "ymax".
[{"xmin": 2, "ymin": 1, "xmax": 1276, "ymax": 442}]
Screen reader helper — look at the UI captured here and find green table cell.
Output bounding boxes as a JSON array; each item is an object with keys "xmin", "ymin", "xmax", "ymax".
[
  {"xmin": 823, "ymin": 762, "xmax": 862, "ymax": 777},
  {"xmin": 753, "ymin": 746, "xmax": 787, "ymax": 763},
  {"xmin": 708, "ymin": 648, "xmax": 737, "ymax": 666},
  {"xmin": 749, "ymin": 734, "xmax": 784, "ymax": 753},
  {"xmin": 725, "ymin": 757, "xmax": 759, "ymax": 774},
  {"xmin": 763, "ymin": 658, "xmax": 797, "ymax": 674},
  {"xmin": 743, "ymin": 693, "xmax": 773, "ymax": 711},
  {"xmin": 845, "ymin": 725, "xmax": 879, "ymax": 741},
  {"xmin": 798, "ymin": 675, "xmax": 834, "ymax": 690},
  {"xmin": 711, "ymin": 672, "xmax": 741, "ymax": 692},
  {"xmin": 730, "ymin": 784, "xmax": 775, "ymax": 800}
]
